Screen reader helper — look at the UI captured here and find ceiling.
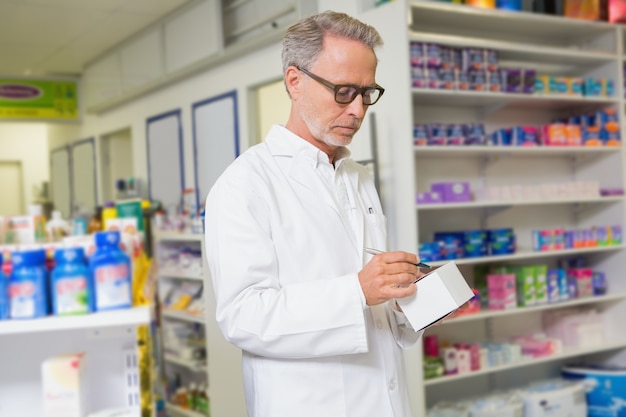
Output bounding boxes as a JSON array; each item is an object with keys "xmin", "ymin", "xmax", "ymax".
[{"xmin": 0, "ymin": 0, "xmax": 192, "ymax": 78}]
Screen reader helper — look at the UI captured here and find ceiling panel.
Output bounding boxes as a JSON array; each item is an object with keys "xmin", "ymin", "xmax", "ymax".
[
  {"xmin": 0, "ymin": 4, "xmax": 109, "ymax": 46},
  {"xmin": 0, "ymin": 0, "xmax": 192, "ymax": 77},
  {"xmin": 0, "ymin": 0, "xmax": 128, "ymax": 12}
]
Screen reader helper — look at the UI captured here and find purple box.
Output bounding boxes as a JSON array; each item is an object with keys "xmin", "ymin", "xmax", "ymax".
[
  {"xmin": 502, "ymin": 68, "xmax": 522, "ymax": 93},
  {"xmin": 417, "ymin": 191, "xmax": 443, "ymax": 205},
  {"xmin": 430, "ymin": 182, "xmax": 472, "ymax": 203},
  {"xmin": 523, "ymin": 69, "xmax": 536, "ymax": 94}
]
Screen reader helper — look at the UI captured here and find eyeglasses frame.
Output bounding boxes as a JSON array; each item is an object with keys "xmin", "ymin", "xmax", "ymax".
[{"xmin": 296, "ymin": 66, "xmax": 385, "ymax": 106}]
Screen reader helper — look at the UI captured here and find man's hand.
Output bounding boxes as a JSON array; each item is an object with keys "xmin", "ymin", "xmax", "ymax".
[{"xmin": 358, "ymin": 251, "xmax": 426, "ymax": 306}]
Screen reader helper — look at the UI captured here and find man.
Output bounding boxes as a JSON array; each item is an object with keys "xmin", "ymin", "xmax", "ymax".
[{"xmin": 205, "ymin": 10, "xmax": 425, "ymax": 417}]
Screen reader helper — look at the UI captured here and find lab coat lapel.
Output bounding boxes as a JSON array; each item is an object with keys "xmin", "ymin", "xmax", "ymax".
[
  {"xmin": 287, "ymin": 150, "xmax": 343, "ymax": 218},
  {"xmin": 348, "ymin": 169, "xmax": 365, "ymax": 257}
]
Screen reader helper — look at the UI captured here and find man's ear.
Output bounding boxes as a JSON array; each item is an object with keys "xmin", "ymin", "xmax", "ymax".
[{"xmin": 284, "ymin": 66, "xmax": 301, "ymax": 101}]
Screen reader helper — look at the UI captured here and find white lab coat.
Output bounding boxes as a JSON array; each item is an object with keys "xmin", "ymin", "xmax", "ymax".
[{"xmin": 205, "ymin": 125, "xmax": 422, "ymax": 417}]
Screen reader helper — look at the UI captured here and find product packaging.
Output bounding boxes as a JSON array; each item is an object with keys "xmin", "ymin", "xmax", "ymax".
[
  {"xmin": 42, "ymin": 353, "xmax": 87, "ymax": 417},
  {"xmin": 562, "ymin": 365, "xmax": 626, "ymax": 416},
  {"xmin": 0, "ymin": 252, "xmax": 8, "ymax": 320},
  {"xmin": 9, "ymin": 248, "xmax": 49, "ymax": 319},
  {"xmin": 51, "ymin": 247, "xmax": 91, "ymax": 316},
  {"xmin": 89, "ymin": 230, "xmax": 132, "ymax": 312},
  {"xmin": 396, "ymin": 262, "xmax": 474, "ymax": 331}
]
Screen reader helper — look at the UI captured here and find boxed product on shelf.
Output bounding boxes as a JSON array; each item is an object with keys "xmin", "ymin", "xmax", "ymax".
[
  {"xmin": 487, "ymin": 273, "xmax": 517, "ymax": 310},
  {"xmin": 520, "ymin": 379, "xmax": 587, "ymax": 417},
  {"xmin": 416, "ymin": 191, "xmax": 443, "ymax": 205},
  {"xmin": 431, "ymin": 182, "xmax": 472, "ymax": 203},
  {"xmin": 505, "ymin": 265, "xmax": 538, "ymax": 307},
  {"xmin": 543, "ymin": 308, "xmax": 606, "ymax": 348},
  {"xmin": 42, "ymin": 353, "xmax": 87, "ymax": 417}
]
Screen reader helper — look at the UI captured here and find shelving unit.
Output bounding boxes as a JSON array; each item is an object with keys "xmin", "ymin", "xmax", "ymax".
[
  {"xmin": 153, "ymin": 231, "xmax": 245, "ymax": 417},
  {"xmin": 360, "ymin": 1, "xmax": 626, "ymax": 415},
  {"xmin": 0, "ymin": 306, "xmax": 150, "ymax": 335},
  {"xmin": 0, "ymin": 306, "xmax": 150, "ymax": 416}
]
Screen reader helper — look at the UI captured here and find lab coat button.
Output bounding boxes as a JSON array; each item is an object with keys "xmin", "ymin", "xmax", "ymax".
[
  {"xmin": 389, "ymin": 379, "xmax": 396, "ymax": 391},
  {"xmin": 376, "ymin": 319, "xmax": 383, "ymax": 329}
]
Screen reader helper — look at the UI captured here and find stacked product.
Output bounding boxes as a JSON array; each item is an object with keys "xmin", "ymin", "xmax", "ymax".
[
  {"xmin": 419, "ymin": 228, "xmax": 515, "ymax": 262},
  {"xmin": 423, "ymin": 307, "xmax": 605, "ymax": 380},
  {"xmin": 532, "ymin": 225, "xmax": 622, "ymax": 251},
  {"xmin": 474, "ymin": 260, "xmax": 608, "ymax": 311},
  {"xmin": 427, "ymin": 379, "xmax": 587, "ymax": 417},
  {"xmin": 410, "ymin": 42, "xmax": 516, "ymax": 93},
  {"xmin": 414, "ymin": 122, "xmax": 486, "ymax": 146},
  {"xmin": 416, "ymin": 108, "xmax": 621, "ymax": 148},
  {"xmin": 474, "ymin": 180, "xmax": 600, "ymax": 202},
  {"xmin": 0, "ymin": 230, "xmax": 133, "ymax": 321}
]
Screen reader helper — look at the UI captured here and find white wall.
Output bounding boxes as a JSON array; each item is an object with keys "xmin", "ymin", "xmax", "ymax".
[
  {"xmin": 74, "ymin": 40, "xmax": 285, "ymax": 205},
  {"xmin": 0, "ymin": 123, "xmax": 49, "ymax": 210}
]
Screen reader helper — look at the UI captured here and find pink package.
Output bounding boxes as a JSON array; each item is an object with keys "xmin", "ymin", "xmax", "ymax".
[
  {"xmin": 511, "ymin": 335, "xmax": 560, "ymax": 358},
  {"xmin": 456, "ymin": 349, "xmax": 471, "ymax": 374},
  {"xmin": 487, "ymin": 273, "xmax": 517, "ymax": 310},
  {"xmin": 568, "ymin": 268, "xmax": 593, "ymax": 297},
  {"xmin": 541, "ymin": 123, "xmax": 568, "ymax": 146}
]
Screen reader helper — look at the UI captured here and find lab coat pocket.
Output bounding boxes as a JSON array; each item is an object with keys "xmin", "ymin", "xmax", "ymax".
[
  {"xmin": 364, "ymin": 213, "xmax": 387, "ymax": 251},
  {"xmin": 253, "ymin": 356, "xmax": 344, "ymax": 417}
]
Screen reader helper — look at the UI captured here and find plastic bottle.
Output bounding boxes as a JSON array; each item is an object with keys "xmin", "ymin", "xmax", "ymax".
[
  {"xmin": 0, "ymin": 253, "xmax": 9, "ymax": 320},
  {"xmin": 188, "ymin": 382, "xmax": 197, "ymax": 410},
  {"xmin": 89, "ymin": 230, "xmax": 132, "ymax": 311},
  {"xmin": 88, "ymin": 206, "xmax": 104, "ymax": 234},
  {"xmin": 101, "ymin": 201, "xmax": 118, "ymax": 230},
  {"xmin": 51, "ymin": 247, "xmax": 91, "ymax": 316},
  {"xmin": 196, "ymin": 384, "xmax": 210, "ymax": 416},
  {"xmin": 46, "ymin": 210, "xmax": 70, "ymax": 242},
  {"xmin": 9, "ymin": 248, "xmax": 49, "ymax": 319}
]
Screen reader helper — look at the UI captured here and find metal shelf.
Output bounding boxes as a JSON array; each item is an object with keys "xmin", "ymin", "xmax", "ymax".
[
  {"xmin": 424, "ymin": 340, "xmax": 626, "ymax": 386},
  {"xmin": 426, "ymin": 244, "xmax": 625, "ymax": 267},
  {"xmin": 411, "ymin": 89, "xmax": 619, "ymax": 109},
  {"xmin": 0, "ymin": 306, "xmax": 151, "ymax": 335},
  {"xmin": 413, "ymin": 144, "xmax": 621, "ymax": 158},
  {"xmin": 441, "ymin": 292, "xmax": 626, "ymax": 324},
  {"xmin": 416, "ymin": 195, "xmax": 624, "ymax": 210}
]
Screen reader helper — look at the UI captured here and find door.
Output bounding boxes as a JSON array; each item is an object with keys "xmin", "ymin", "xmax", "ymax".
[
  {"xmin": 0, "ymin": 161, "xmax": 24, "ymax": 216},
  {"xmin": 101, "ymin": 128, "xmax": 133, "ymax": 203}
]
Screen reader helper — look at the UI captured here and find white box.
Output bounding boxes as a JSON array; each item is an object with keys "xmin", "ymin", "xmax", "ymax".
[
  {"xmin": 42, "ymin": 353, "xmax": 87, "ymax": 417},
  {"xmin": 397, "ymin": 262, "xmax": 473, "ymax": 331}
]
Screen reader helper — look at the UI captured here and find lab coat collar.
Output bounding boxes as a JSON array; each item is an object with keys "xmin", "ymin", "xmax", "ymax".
[
  {"xmin": 264, "ymin": 125, "xmax": 363, "ymax": 255},
  {"xmin": 264, "ymin": 124, "xmax": 351, "ymax": 168}
]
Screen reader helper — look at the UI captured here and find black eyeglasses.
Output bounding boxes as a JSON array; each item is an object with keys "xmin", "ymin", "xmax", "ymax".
[{"xmin": 297, "ymin": 66, "xmax": 385, "ymax": 106}]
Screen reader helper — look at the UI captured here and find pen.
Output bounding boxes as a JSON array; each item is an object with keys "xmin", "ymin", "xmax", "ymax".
[{"xmin": 364, "ymin": 247, "xmax": 431, "ymax": 268}]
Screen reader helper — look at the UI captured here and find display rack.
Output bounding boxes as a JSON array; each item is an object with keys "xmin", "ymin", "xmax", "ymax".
[
  {"xmin": 0, "ymin": 306, "xmax": 150, "ymax": 416},
  {"xmin": 153, "ymin": 231, "xmax": 245, "ymax": 417},
  {"xmin": 360, "ymin": 1, "xmax": 626, "ymax": 415}
]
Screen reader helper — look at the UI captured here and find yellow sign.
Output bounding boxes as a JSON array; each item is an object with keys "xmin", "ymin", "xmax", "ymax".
[{"xmin": 0, "ymin": 79, "xmax": 78, "ymax": 120}]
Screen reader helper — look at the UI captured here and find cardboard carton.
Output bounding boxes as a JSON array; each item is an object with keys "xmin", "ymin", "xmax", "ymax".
[{"xmin": 397, "ymin": 262, "xmax": 474, "ymax": 331}]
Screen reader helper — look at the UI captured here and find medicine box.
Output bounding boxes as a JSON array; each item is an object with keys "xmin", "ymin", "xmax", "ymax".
[
  {"xmin": 430, "ymin": 182, "xmax": 472, "ymax": 203},
  {"xmin": 42, "ymin": 353, "xmax": 87, "ymax": 417},
  {"xmin": 397, "ymin": 262, "xmax": 474, "ymax": 331}
]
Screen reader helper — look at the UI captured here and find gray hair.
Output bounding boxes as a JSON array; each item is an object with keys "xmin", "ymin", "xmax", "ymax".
[{"xmin": 281, "ymin": 10, "xmax": 383, "ymax": 74}]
